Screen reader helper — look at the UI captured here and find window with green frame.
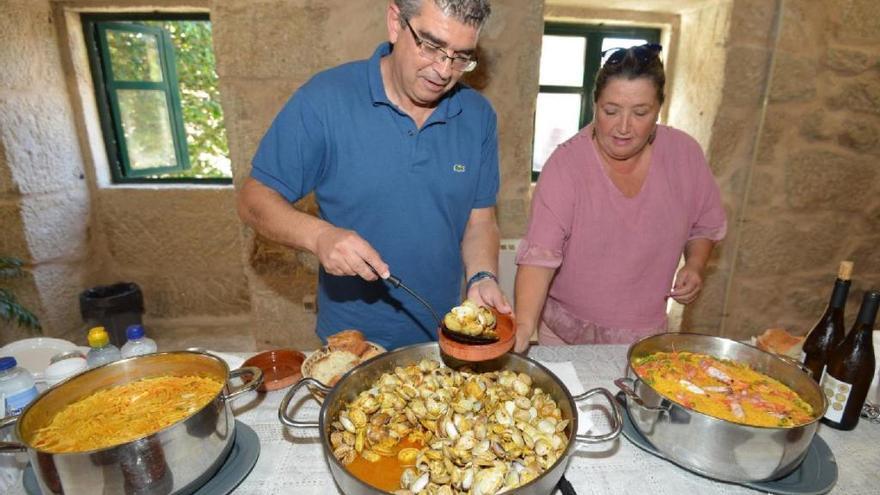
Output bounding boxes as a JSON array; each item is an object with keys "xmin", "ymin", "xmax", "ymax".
[
  {"xmin": 82, "ymin": 14, "xmax": 231, "ymax": 183},
  {"xmin": 531, "ymin": 23, "xmax": 661, "ymax": 181}
]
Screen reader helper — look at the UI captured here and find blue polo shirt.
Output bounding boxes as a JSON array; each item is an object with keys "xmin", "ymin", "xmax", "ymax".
[{"xmin": 251, "ymin": 43, "xmax": 499, "ymax": 349}]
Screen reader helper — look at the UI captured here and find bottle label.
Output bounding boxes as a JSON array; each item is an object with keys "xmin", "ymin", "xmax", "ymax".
[
  {"xmin": 4, "ymin": 385, "xmax": 38, "ymax": 416},
  {"xmin": 820, "ymin": 372, "xmax": 853, "ymax": 422}
]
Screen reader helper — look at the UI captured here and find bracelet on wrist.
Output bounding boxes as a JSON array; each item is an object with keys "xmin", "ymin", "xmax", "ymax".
[{"xmin": 466, "ymin": 271, "xmax": 497, "ymax": 290}]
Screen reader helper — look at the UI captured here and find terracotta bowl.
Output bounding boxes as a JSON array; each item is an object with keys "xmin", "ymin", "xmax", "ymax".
[
  {"xmin": 242, "ymin": 348, "xmax": 306, "ymax": 392},
  {"xmin": 439, "ymin": 311, "xmax": 515, "ymax": 362}
]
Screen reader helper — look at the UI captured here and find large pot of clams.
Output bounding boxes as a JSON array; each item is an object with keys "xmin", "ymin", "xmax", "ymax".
[{"xmin": 279, "ymin": 342, "xmax": 622, "ymax": 495}]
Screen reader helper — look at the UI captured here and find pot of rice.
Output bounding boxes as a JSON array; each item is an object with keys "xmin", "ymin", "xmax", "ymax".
[
  {"xmin": 0, "ymin": 351, "xmax": 262, "ymax": 494},
  {"xmin": 615, "ymin": 333, "xmax": 826, "ymax": 483}
]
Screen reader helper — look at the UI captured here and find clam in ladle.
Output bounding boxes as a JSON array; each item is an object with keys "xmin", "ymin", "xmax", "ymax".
[{"xmin": 441, "ymin": 300, "xmax": 500, "ymax": 345}]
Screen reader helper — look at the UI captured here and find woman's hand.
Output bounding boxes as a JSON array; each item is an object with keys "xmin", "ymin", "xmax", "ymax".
[
  {"xmin": 670, "ymin": 238, "xmax": 716, "ymax": 304},
  {"xmin": 669, "ymin": 264, "xmax": 704, "ymax": 304},
  {"xmin": 514, "ymin": 324, "xmax": 533, "ymax": 353}
]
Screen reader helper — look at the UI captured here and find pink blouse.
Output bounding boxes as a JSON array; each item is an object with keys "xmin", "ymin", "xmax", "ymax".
[{"xmin": 516, "ymin": 124, "xmax": 727, "ymax": 344}]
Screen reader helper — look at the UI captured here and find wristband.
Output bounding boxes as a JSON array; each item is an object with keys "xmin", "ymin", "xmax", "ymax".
[{"xmin": 466, "ymin": 271, "xmax": 497, "ymax": 290}]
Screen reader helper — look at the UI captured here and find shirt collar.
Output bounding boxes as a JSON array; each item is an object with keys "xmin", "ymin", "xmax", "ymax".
[{"xmin": 368, "ymin": 42, "xmax": 463, "ymax": 122}]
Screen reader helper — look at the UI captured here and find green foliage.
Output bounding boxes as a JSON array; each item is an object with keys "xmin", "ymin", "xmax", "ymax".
[{"xmin": 0, "ymin": 257, "xmax": 41, "ymax": 330}]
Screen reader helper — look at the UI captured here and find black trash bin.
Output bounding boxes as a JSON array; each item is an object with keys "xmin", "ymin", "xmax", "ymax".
[{"xmin": 79, "ymin": 282, "xmax": 144, "ymax": 348}]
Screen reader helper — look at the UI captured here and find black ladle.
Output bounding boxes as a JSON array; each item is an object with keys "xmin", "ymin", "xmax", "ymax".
[
  {"xmin": 368, "ymin": 265, "xmax": 499, "ymax": 345},
  {"xmin": 368, "ymin": 265, "xmax": 440, "ymax": 341},
  {"xmin": 440, "ymin": 326, "xmax": 499, "ymax": 345}
]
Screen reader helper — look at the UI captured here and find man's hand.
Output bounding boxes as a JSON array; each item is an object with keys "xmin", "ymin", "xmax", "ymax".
[
  {"xmin": 314, "ymin": 226, "xmax": 389, "ymax": 281},
  {"xmin": 466, "ymin": 278, "xmax": 511, "ymax": 314},
  {"xmin": 669, "ymin": 264, "xmax": 704, "ymax": 304}
]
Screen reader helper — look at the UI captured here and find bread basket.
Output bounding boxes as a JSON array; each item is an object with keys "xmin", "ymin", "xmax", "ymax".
[{"xmin": 300, "ymin": 342, "xmax": 386, "ymax": 402}]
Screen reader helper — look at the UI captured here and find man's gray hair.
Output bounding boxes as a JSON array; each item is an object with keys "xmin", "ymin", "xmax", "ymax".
[{"xmin": 395, "ymin": 0, "xmax": 491, "ymax": 28}]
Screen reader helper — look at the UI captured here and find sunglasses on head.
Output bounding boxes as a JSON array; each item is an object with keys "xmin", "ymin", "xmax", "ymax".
[{"xmin": 602, "ymin": 43, "xmax": 663, "ymax": 66}]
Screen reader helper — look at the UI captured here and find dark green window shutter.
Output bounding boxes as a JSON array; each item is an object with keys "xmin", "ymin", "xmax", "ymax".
[{"xmin": 94, "ymin": 22, "xmax": 190, "ymax": 178}]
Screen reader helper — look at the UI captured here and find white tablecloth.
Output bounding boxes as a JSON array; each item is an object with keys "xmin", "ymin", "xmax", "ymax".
[
  {"xmin": 229, "ymin": 345, "xmax": 879, "ymax": 494},
  {"xmin": 9, "ymin": 345, "xmax": 880, "ymax": 494}
]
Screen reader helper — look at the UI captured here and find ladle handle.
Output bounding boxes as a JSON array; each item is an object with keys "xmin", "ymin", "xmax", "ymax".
[
  {"xmin": 368, "ymin": 264, "xmax": 442, "ymax": 338},
  {"xmin": 395, "ymin": 280, "xmax": 443, "ymax": 328}
]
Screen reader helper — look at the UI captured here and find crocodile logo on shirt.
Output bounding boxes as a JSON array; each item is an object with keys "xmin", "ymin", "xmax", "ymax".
[{"xmin": 453, "ymin": 164, "xmax": 466, "ymax": 173}]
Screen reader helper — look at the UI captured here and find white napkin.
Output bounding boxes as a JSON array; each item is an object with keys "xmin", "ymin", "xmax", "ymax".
[{"xmin": 534, "ymin": 360, "xmax": 594, "ymax": 434}]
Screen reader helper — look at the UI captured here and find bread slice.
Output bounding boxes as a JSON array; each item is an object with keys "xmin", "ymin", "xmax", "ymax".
[
  {"xmin": 756, "ymin": 328, "xmax": 804, "ymax": 359},
  {"xmin": 310, "ymin": 350, "xmax": 360, "ymax": 386},
  {"xmin": 327, "ymin": 329, "xmax": 370, "ymax": 356}
]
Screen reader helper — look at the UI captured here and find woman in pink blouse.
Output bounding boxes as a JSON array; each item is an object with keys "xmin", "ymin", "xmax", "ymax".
[{"xmin": 514, "ymin": 44, "xmax": 726, "ymax": 351}]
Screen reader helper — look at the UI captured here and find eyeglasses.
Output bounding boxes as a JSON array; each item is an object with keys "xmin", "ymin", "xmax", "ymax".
[
  {"xmin": 404, "ymin": 18, "xmax": 478, "ymax": 72},
  {"xmin": 602, "ymin": 43, "xmax": 662, "ymax": 66}
]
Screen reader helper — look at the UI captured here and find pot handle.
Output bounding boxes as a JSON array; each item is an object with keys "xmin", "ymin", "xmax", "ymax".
[
  {"xmin": 777, "ymin": 355, "xmax": 813, "ymax": 378},
  {"xmin": 0, "ymin": 415, "xmax": 26, "ymax": 454},
  {"xmin": 614, "ymin": 377, "xmax": 669, "ymax": 412},
  {"xmin": 278, "ymin": 377, "xmax": 330, "ymax": 428},
  {"xmin": 572, "ymin": 387, "xmax": 623, "ymax": 443},
  {"xmin": 222, "ymin": 366, "xmax": 264, "ymax": 402}
]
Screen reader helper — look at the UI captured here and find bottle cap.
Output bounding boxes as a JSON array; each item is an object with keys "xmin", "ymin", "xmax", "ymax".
[
  {"xmin": 838, "ymin": 261, "xmax": 854, "ymax": 280},
  {"xmin": 126, "ymin": 324, "xmax": 145, "ymax": 340},
  {"xmin": 87, "ymin": 327, "xmax": 110, "ymax": 348},
  {"xmin": 0, "ymin": 356, "xmax": 17, "ymax": 371}
]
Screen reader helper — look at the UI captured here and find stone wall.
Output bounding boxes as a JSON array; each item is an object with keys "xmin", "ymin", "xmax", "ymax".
[
  {"xmin": 673, "ymin": 0, "xmax": 779, "ymax": 335},
  {"xmin": 719, "ymin": 0, "xmax": 880, "ymax": 338},
  {"xmin": 0, "ymin": 0, "xmax": 91, "ymax": 344}
]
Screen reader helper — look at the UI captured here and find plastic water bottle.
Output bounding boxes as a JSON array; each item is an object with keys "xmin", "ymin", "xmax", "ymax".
[
  {"xmin": 121, "ymin": 324, "xmax": 158, "ymax": 358},
  {"xmin": 0, "ymin": 356, "xmax": 38, "ymax": 416},
  {"xmin": 86, "ymin": 326, "xmax": 121, "ymax": 368},
  {"xmin": 0, "ymin": 357, "xmax": 36, "ymax": 495}
]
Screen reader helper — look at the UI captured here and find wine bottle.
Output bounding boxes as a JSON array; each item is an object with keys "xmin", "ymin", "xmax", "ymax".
[
  {"xmin": 820, "ymin": 290, "xmax": 880, "ymax": 430},
  {"xmin": 801, "ymin": 261, "xmax": 853, "ymax": 380}
]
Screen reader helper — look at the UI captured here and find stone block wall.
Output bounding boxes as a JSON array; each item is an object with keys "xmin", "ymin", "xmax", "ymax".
[
  {"xmin": 720, "ymin": 0, "xmax": 880, "ymax": 338},
  {"xmin": 672, "ymin": 0, "xmax": 781, "ymax": 335},
  {"xmin": 1, "ymin": 0, "xmax": 91, "ymax": 344}
]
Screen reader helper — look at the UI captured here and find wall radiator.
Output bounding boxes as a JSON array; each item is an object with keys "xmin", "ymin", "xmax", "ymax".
[{"xmin": 497, "ymin": 239, "xmax": 521, "ymax": 301}]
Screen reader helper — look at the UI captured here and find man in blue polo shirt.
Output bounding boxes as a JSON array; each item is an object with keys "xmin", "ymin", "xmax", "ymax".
[{"xmin": 237, "ymin": 0, "xmax": 510, "ymax": 349}]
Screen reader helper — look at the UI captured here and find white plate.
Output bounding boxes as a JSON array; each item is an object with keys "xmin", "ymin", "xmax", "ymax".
[{"xmin": 0, "ymin": 337, "xmax": 83, "ymax": 379}]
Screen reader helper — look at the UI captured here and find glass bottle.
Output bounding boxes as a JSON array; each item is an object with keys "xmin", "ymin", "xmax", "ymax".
[
  {"xmin": 820, "ymin": 290, "xmax": 880, "ymax": 430},
  {"xmin": 801, "ymin": 261, "xmax": 852, "ymax": 381}
]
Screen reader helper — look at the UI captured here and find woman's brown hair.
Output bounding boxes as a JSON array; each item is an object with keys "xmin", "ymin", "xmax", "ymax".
[{"xmin": 593, "ymin": 44, "xmax": 665, "ymax": 106}]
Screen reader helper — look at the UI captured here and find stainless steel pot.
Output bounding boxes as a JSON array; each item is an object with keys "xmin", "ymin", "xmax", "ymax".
[
  {"xmin": 279, "ymin": 342, "xmax": 622, "ymax": 495},
  {"xmin": 0, "ymin": 351, "xmax": 262, "ymax": 495},
  {"xmin": 614, "ymin": 333, "xmax": 826, "ymax": 483}
]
